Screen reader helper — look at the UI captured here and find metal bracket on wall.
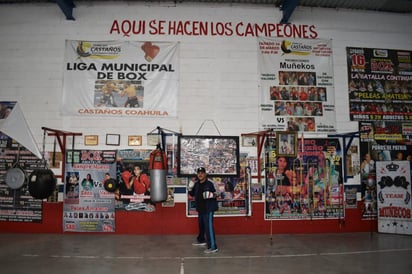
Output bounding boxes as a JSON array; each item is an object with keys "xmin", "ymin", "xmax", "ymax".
[
  {"xmin": 328, "ymin": 130, "xmax": 370, "ymax": 183},
  {"xmin": 148, "ymin": 126, "xmax": 181, "ymax": 150},
  {"xmin": 41, "ymin": 127, "xmax": 82, "ymax": 182},
  {"xmin": 280, "ymin": 0, "xmax": 299, "ymax": 24}
]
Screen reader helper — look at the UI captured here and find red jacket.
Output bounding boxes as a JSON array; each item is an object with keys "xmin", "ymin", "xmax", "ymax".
[{"xmin": 124, "ymin": 173, "xmax": 150, "ymax": 195}]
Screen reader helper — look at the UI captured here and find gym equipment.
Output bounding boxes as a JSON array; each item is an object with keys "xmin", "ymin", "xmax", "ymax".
[
  {"xmin": 104, "ymin": 178, "xmax": 118, "ymax": 192},
  {"xmin": 28, "ymin": 169, "xmax": 56, "ymax": 199},
  {"xmin": 5, "ymin": 144, "xmax": 27, "ymax": 190},
  {"xmin": 28, "ymin": 128, "xmax": 58, "ymax": 199},
  {"xmin": 149, "ymin": 144, "xmax": 168, "ymax": 202},
  {"xmin": 5, "ymin": 166, "xmax": 27, "ymax": 190}
]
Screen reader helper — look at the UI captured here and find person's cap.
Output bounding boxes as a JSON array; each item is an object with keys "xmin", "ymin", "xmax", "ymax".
[{"xmin": 196, "ymin": 167, "xmax": 206, "ymax": 173}]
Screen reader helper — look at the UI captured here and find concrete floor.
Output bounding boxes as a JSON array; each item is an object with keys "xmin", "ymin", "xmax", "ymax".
[{"xmin": 1, "ymin": 232, "xmax": 412, "ymax": 274}]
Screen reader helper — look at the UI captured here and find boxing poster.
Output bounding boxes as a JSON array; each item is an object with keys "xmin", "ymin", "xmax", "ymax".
[
  {"xmin": 264, "ymin": 137, "xmax": 344, "ymax": 220},
  {"xmin": 359, "ymin": 121, "xmax": 412, "ymax": 219},
  {"xmin": 347, "ymin": 47, "xmax": 412, "ymax": 121},
  {"xmin": 115, "ymin": 149, "xmax": 155, "ymax": 212},
  {"xmin": 63, "ymin": 150, "xmax": 117, "ymax": 232},
  {"xmin": 376, "ymin": 161, "xmax": 412, "ymax": 235},
  {"xmin": 62, "ymin": 40, "xmax": 179, "ymax": 117},
  {"xmin": 258, "ymin": 37, "xmax": 336, "ymax": 132}
]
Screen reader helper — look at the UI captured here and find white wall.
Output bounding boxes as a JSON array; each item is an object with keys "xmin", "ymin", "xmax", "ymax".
[{"xmin": 0, "ymin": 2, "xmax": 411, "ymax": 152}]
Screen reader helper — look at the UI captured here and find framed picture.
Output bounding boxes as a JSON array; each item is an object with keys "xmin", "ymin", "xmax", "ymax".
[
  {"xmin": 178, "ymin": 135, "xmax": 240, "ymax": 177},
  {"xmin": 147, "ymin": 133, "xmax": 160, "ymax": 146},
  {"xmin": 85, "ymin": 135, "xmax": 98, "ymax": 146},
  {"xmin": 242, "ymin": 135, "xmax": 257, "ymax": 147},
  {"xmin": 276, "ymin": 131, "xmax": 297, "ymax": 157},
  {"xmin": 106, "ymin": 134, "xmax": 120, "ymax": 146},
  {"xmin": 128, "ymin": 135, "xmax": 142, "ymax": 146}
]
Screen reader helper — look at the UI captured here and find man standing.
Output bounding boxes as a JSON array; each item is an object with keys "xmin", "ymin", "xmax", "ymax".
[
  {"xmin": 188, "ymin": 167, "xmax": 219, "ymax": 253},
  {"xmin": 98, "ymin": 81, "xmax": 118, "ymax": 107},
  {"xmin": 120, "ymin": 82, "xmax": 139, "ymax": 108}
]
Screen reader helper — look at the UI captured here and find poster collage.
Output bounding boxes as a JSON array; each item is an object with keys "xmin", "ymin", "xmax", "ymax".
[
  {"xmin": 349, "ymin": 47, "xmax": 412, "ymax": 234},
  {"xmin": 359, "ymin": 121, "xmax": 412, "ymax": 221},
  {"xmin": 0, "ymin": 129, "xmax": 252, "ymax": 232},
  {"xmin": 61, "ymin": 132, "xmax": 254, "ymax": 232},
  {"xmin": 1, "ymin": 42, "xmax": 411, "ymax": 233},
  {"xmin": 264, "ymin": 136, "xmax": 344, "ymax": 220}
]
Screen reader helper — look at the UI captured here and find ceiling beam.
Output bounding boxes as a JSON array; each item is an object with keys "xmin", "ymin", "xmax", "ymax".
[
  {"xmin": 280, "ymin": 0, "xmax": 299, "ymax": 24},
  {"xmin": 56, "ymin": 0, "xmax": 75, "ymax": 20}
]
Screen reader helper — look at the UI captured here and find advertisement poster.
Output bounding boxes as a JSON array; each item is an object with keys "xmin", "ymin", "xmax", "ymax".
[
  {"xmin": 63, "ymin": 150, "xmax": 117, "ymax": 232},
  {"xmin": 258, "ymin": 37, "xmax": 336, "ymax": 132},
  {"xmin": 62, "ymin": 40, "xmax": 179, "ymax": 118},
  {"xmin": 359, "ymin": 121, "xmax": 412, "ymax": 219},
  {"xmin": 115, "ymin": 149, "xmax": 156, "ymax": 212},
  {"xmin": 347, "ymin": 47, "xmax": 412, "ymax": 121},
  {"xmin": 265, "ymin": 138, "xmax": 344, "ymax": 220},
  {"xmin": 376, "ymin": 161, "xmax": 412, "ymax": 235}
]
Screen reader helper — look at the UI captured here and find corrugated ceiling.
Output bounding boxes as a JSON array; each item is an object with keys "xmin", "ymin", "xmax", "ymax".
[{"xmin": 1, "ymin": 0, "xmax": 411, "ymax": 13}]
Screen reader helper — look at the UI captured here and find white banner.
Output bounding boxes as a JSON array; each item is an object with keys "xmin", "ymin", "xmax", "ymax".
[
  {"xmin": 62, "ymin": 40, "xmax": 179, "ymax": 117},
  {"xmin": 258, "ymin": 38, "xmax": 336, "ymax": 132},
  {"xmin": 0, "ymin": 101, "xmax": 42, "ymax": 159}
]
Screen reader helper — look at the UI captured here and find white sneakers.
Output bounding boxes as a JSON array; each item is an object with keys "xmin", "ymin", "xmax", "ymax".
[
  {"xmin": 204, "ymin": 248, "xmax": 219, "ymax": 254},
  {"xmin": 192, "ymin": 241, "xmax": 218, "ymax": 253},
  {"xmin": 192, "ymin": 241, "xmax": 207, "ymax": 246}
]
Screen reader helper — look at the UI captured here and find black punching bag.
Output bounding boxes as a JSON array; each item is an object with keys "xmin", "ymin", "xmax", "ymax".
[
  {"xmin": 104, "ymin": 178, "xmax": 118, "ymax": 193},
  {"xmin": 28, "ymin": 169, "xmax": 57, "ymax": 199}
]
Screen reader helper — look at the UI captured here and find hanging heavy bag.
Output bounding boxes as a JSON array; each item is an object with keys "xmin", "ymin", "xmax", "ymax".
[
  {"xmin": 28, "ymin": 169, "xmax": 57, "ymax": 199},
  {"xmin": 149, "ymin": 146, "xmax": 168, "ymax": 202}
]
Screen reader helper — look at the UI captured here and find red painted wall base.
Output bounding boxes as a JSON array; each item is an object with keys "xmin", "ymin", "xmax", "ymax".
[{"xmin": 0, "ymin": 202, "xmax": 377, "ymax": 234}]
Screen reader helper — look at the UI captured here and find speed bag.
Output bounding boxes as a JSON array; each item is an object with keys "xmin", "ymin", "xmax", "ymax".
[
  {"xmin": 28, "ymin": 169, "xmax": 57, "ymax": 199},
  {"xmin": 104, "ymin": 178, "xmax": 118, "ymax": 193},
  {"xmin": 5, "ymin": 167, "xmax": 27, "ymax": 189}
]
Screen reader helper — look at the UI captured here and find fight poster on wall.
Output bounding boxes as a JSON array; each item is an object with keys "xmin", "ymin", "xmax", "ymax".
[
  {"xmin": 359, "ymin": 121, "xmax": 412, "ymax": 219},
  {"xmin": 63, "ymin": 150, "xmax": 117, "ymax": 232},
  {"xmin": 62, "ymin": 40, "xmax": 179, "ymax": 118},
  {"xmin": 265, "ymin": 138, "xmax": 344, "ymax": 220},
  {"xmin": 376, "ymin": 161, "xmax": 412, "ymax": 235},
  {"xmin": 347, "ymin": 47, "xmax": 412, "ymax": 121},
  {"xmin": 115, "ymin": 149, "xmax": 155, "ymax": 212},
  {"xmin": 258, "ymin": 37, "xmax": 336, "ymax": 133}
]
